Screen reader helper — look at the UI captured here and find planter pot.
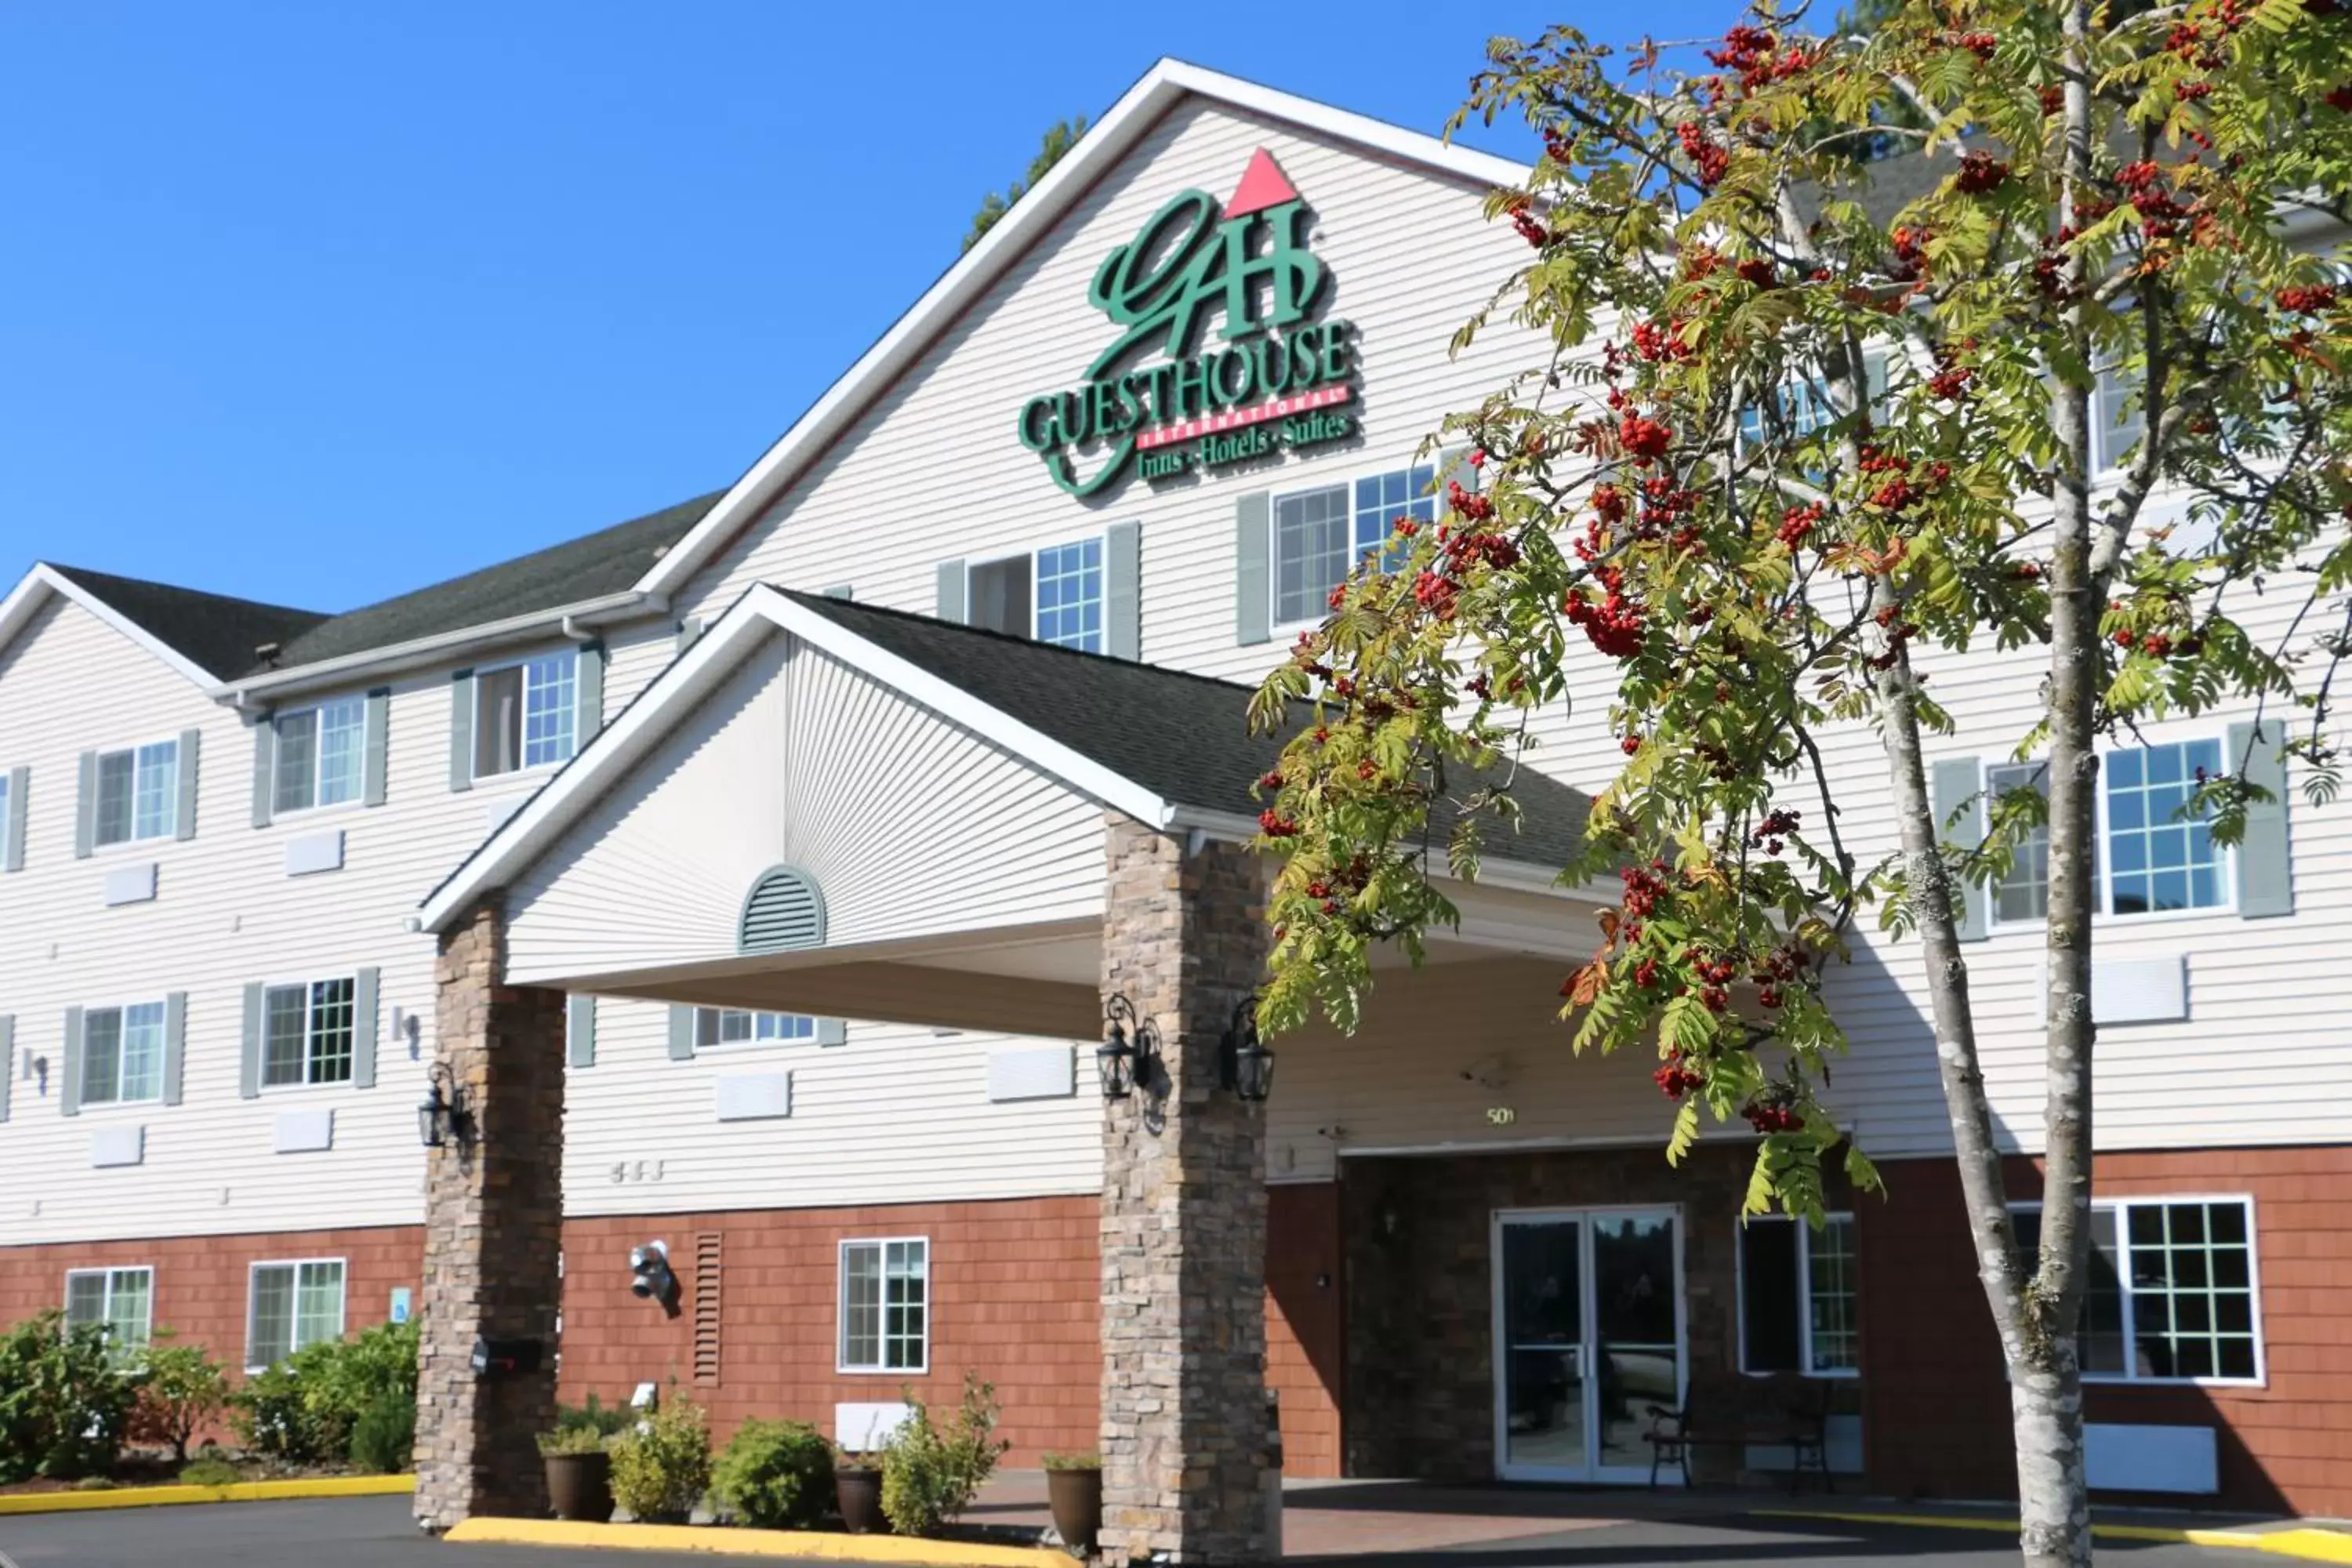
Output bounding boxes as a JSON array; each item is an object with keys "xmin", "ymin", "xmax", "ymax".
[
  {"xmin": 1047, "ymin": 1467, "xmax": 1102, "ymax": 1554},
  {"xmin": 543, "ymin": 1452, "xmax": 615, "ymax": 1523},
  {"xmin": 835, "ymin": 1465, "xmax": 885, "ymax": 1534}
]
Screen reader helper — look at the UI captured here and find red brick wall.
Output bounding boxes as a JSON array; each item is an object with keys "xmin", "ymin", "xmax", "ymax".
[
  {"xmin": 1860, "ymin": 1147, "xmax": 2352, "ymax": 1516},
  {"xmin": 1267, "ymin": 1183, "xmax": 1344, "ymax": 1477}
]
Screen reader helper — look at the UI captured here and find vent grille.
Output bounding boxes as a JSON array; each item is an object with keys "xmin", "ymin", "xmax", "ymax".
[
  {"xmin": 693, "ymin": 1231, "xmax": 724, "ymax": 1387},
  {"xmin": 739, "ymin": 866, "xmax": 826, "ymax": 954}
]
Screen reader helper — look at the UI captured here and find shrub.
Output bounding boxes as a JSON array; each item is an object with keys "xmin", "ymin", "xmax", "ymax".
[
  {"xmin": 713, "ymin": 1418, "xmax": 834, "ymax": 1530},
  {"xmin": 0, "ymin": 1312, "xmax": 141, "ymax": 1483},
  {"xmin": 554, "ymin": 1392, "xmax": 634, "ymax": 1439},
  {"xmin": 1041, "ymin": 1451, "xmax": 1102, "ymax": 1472},
  {"xmin": 129, "ymin": 1334, "xmax": 229, "ymax": 1463},
  {"xmin": 180, "ymin": 1456, "xmax": 242, "ymax": 1486},
  {"xmin": 879, "ymin": 1376, "xmax": 1007, "ymax": 1538},
  {"xmin": 230, "ymin": 1319, "xmax": 421, "ymax": 1467},
  {"xmin": 349, "ymin": 1392, "xmax": 416, "ymax": 1474},
  {"xmin": 608, "ymin": 1395, "xmax": 710, "ymax": 1523},
  {"xmin": 537, "ymin": 1424, "xmax": 611, "ymax": 1457},
  {"xmin": 229, "ymin": 1362, "xmax": 336, "ymax": 1465}
]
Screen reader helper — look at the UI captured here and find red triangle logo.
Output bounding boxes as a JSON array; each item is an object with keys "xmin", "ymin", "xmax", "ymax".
[{"xmin": 1224, "ymin": 148, "xmax": 1300, "ymax": 220}]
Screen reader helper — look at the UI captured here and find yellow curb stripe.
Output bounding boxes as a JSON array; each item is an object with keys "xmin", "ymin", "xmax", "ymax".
[
  {"xmin": 445, "ymin": 1517, "xmax": 1069, "ymax": 1567},
  {"xmin": 0, "ymin": 1474, "xmax": 415, "ymax": 1515},
  {"xmin": 1759, "ymin": 1508, "xmax": 2352, "ymax": 1563}
]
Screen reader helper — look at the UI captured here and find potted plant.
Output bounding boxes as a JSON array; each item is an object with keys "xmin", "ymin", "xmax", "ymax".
[
  {"xmin": 1042, "ymin": 1452, "xmax": 1102, "ymax": 1554},
  {"xmin": 536, "ymin": 1426, "xmax": 614, "ymax": 1523},
  {"xmin": 608, "ymin": 1396, "xmax": 711, "ymax": 1525},
  {"xmin": 833, "ymin": 1448, "xmax": 885, "ymax": 1534}
]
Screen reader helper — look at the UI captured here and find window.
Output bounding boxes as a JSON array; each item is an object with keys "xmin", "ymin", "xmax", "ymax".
[
  {"xmin": 80, "ymin": 1002, "xmax": 166, "ymax": 1106},
  {"xmin": 2013, "ymin": 1200, "xmax": 2259, "ymax": 1382},
  {"xmin": 473, "ymin": 652, "xmax": 577, "ymax": 779},
  {"xmin": 65, "ymin": 1267, "xmax": 154, "ymax": 1356},
  {"xmin": 246, "ymin": 1259, "xmax": 346, "ymax": 1370},
  {"xmin": 695, "ymin": 1008, "xmax": 816, "ymax": 1047},
  {"xmin": 94, "ymin": 739, "xmax": 178, "ymax": 846},
  {"xmin": 263, "ymin": 978, "xmax": 356, "ymax": 1087},
  {"xmin": 2092, "ymin": 362, "xmax": 2144, "ymax": 475},
  {"xmin": 1738, "ymin": 1214, "xmax": 1860, "ymax": 1376},
  {"xmin": 2107, "ymin": 739, "xmax": 2226, "ymax": 915},
  {"xmin": 839, "ymin": 1238, "xmax": 927, "ymax": 1374},
  {"xmin": 274, "ymin": 699, "xmax": 366, "ymax": 813},
  {"xmin": 1273, "ymin": 462, "xmax": 1436, "ymax": 625},
  {"xmin": 968, "ymin": 538, "xmax": 1104, "ymax": 651},
  {"xmin": 1987, "ymin": 761, "xmax": 2052, "ymax": 924}
]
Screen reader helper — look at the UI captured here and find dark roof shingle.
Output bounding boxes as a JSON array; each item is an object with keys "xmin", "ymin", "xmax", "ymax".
[{"xmin": 44, "ymin": 564, "xmax": 330, "ymax": 682}]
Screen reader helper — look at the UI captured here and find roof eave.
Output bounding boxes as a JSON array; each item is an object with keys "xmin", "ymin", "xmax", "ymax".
[{"xmin": 0, "ymin": 564, "xmax": 226, "ymax": 691}]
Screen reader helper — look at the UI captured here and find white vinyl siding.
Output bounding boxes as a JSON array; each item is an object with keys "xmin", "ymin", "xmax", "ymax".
[
  {"xmin": 95, "ymin": 738, "xmax": 178, "ymax": 845},
  {"xmin": 274, "ymin": 699, "xmax": 366, "ymax": 814},
  {"xmin": 81, "ymin": 1001, "xmax": 167, "ymax": 1106},
  {"xmin": 839, "ymin": 1237, "xmax": 927, "ymax": 1374},
  {"xmin": 473, "ymin": 652, "xmax": 577, "ymax": 779},
  {"xmin": 262, "ymin": 978, "xmax": 357, "ymax": 1087},
  {"xmin": 246, "ymin": 1258, "xmax": 347, "ymax": 1370},
  {"xmin": 64, "ymin": 1265, "xmax": 154, "ymax": 1354}
]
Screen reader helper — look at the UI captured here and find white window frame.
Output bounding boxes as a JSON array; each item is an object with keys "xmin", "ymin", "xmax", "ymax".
[
  {"xmin": 837, "ymin": 1236, "xmax": 931, "ymax": 1376},
  {"xmin": 469, "ymin": 649, "xmax": 581, "ymax": 783},
  {"xmin": 271, "ymin": 697, "xmax": 368, "ymax": 817},
  {"xmin": 1981, "ymin": 733, "xmax": 2238, "ymax": 933},
  {"xmin": 259, "ymin": 975, "xmax": 359, "ymax": 1090},
  {"xmin": 1733, "ymin": 1213, "xmax": 1860, "ymax": 1379},
  {"xmin": 964, "ymin": 531, "xmax": 1109, "ymax": 652},
  {"xmin": 245, "ymin": 1256, "xmax": 348, "ymax": 1373},
  {"xmin": 78, "ymin": 998, "xmax": 169, "ymax": 1108},
  {"xmin": 1268, "ymin": 455, "xmax": 1440, "ymax": 637},
  {"xmin": 692, "ymin": 1007, "xmax": 817, "ymax": 1049},
  {"xmin": 92, "ymin": 735, "xmax": 180, "ymax": 848},
  {"xmin": 64, "ymin": 1265, "xmax": 154, "ymax": 1354},
  {"xmin": 2009, "ymin": 1197, "xmax": 2265, "ymax": 1388}
]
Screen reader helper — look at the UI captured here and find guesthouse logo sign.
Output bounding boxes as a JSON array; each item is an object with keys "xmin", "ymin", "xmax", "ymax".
[{"xmin": 1016, "ymin": 149, "xmax": 1358, "ymax": 497}]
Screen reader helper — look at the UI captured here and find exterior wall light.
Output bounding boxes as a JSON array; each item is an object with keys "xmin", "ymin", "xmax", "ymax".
[
  {"xmin": 417, "ymin": 1063, "xmax": 470, "ymax": 1149},
  {"xmin": 630, "ymin": 1241, "xmax": 681, "ymax": 1316},
  {"xmin": 1220, "ymin": 996, "xmax": 1276, "ymax": 1103},
  {"xmin": 1098, "ymin": 994, "xmax": 1148, "ymax": 1102}
]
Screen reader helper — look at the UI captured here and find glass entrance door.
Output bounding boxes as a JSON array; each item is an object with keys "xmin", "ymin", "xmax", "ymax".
[{"xmin": 1493, "ymin": 1208, "xmax": 1684, "ymax": 1483}]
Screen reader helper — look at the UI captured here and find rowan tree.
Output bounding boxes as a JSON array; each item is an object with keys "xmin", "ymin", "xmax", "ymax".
[{"xmin": 1249, "ymin": 4, "xmax": 2352, "ymax": 1562}]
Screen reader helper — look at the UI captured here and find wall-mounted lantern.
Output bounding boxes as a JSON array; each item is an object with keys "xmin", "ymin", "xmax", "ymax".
[
  {"xmin": 1220, "ymin": 996, "xmax": 1276, "ymax": 1103},
  {"xmin": 1098, "ymin": 994, "xmax": 1155, "ymax": 1102},
  {"xmin": 417, "ymin": 1063, "xmax": 471, "ymax": 1149}
]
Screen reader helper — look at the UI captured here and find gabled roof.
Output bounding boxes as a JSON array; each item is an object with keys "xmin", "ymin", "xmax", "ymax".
[
  {"xmin": 623, "ymin": 58, "xmax": 1532, "ymax": 604},
  {"xmin": 420, "ymin": 588, "xmax": 1593, "ymax": 933},
  {"xmin": 42, "ymin": 564, "xmax": 329, "ymax": 682}
]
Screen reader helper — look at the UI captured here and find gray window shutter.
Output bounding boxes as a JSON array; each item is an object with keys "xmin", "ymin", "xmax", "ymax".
[
  {"xmin": 239, "ymin": 983, "xmax": 263, "ymax": 1099},
  {"xmin": 568, "ymin": 994, "xmax": 597, "ymax": 1069},
  {"xmin": 175, "ymin": 728, "xmax": 201, "ymax": 840},
  {"xmin": 1106, "ymin": 521, "xmax": 1142, "ymax": 661},
  {"xmin": 4, "ymin": 764, "xmax": 26, "ymax": 872},
  {"xmin": 362, "ymin": 688, "xmax": 391, "ymax": 808},
  {"xmin": 1930, "ymin": 757, "xmax": 1989, "ymax": 942},
  {"xmin": 352, "ymin": 967, "xmax": 380, "ymax": 1089},
  {"xmin": 251, "ymin": 717, "xmax": 276, "ymax": 828},
  {"xmin": 448, "ymin": 670, "xmax": 475, "ymax": 793},
  {"xmin": 667, "ymin": 1004, "xmax": 697, "ymax": 1061},
  {"xmin": 162, "ymin": 991, "xmax": 187, "ymax": 1107},
  {"xmin": 0, "ymin": 1016, "xmax": 14, "ymax": 1123},
  {"xmin": 1234, "ymin": 492, "xmax": 1271, "ymax": 645},
  {"xmin": 60, "ymin": 1007, "xmax": 83, "ymax": 1117},
  {"xmin": 577, "ymin": 642, "xmax": 606, "ymax": 739},
  {"xmin": 2230, "ymin": 720, "xmax": 2292, "ymax": 917},
  {"xmin": 675, "ymin": 618, "xmax": 705, "ymax": 658},
  {"xmin": 821, "ymin": 584, "xmax": 855, "ymax": 601},
  {"xmin": 936, "ymin": 561, "xmax": 967, "ymax": 625},
  {"xmin": 74, "ymin": 750, "xmax": 96, "ymax": 858},
  {"xmin": 816, "ymin": 1018, "xmax": 847, "ymax": 1047}
]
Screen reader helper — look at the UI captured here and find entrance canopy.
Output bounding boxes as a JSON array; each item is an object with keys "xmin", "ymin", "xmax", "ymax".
[{"xmin": 419, "ymin": 587, "xmax": 1600, "ymax": 1034}]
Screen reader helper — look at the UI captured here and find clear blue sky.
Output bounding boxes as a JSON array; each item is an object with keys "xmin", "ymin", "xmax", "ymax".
[{"xmin": 0, "ymin": 1, "xmax": 1738, "ymax": 613}]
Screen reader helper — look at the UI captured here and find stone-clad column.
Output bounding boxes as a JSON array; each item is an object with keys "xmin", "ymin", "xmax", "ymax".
[
  {"xmin": 414, "ymin": 900, "xmax": 568, "ymax": 1530},
  {"xmin": 1099, "ymin": 818, "xmax": 1272, "ymax": 1566}
]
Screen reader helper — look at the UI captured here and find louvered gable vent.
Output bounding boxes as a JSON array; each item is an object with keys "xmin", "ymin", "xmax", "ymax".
[{"xmin": 739, "ymin": 866, "xmax": 826, "ymax": 953}]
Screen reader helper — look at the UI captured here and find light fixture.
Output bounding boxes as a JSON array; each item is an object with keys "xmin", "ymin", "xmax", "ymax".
[
  {"xmin": 1220, "ymin": 996, "xmax": 1276, "ymax": 1104},
  {"xmin": 630, "ymin": 1242, "xmax": 681, "ymax": 1316},
  {"xmin": 417, "ymin": 1063, "xmax": 470, "ymax": 1149},
  {"xmin": 1098, "ymin": 994, "xmax": 1145, "ymax": 1102}
]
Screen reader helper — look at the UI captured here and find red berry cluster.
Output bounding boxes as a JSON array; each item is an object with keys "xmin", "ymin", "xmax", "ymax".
[
  {"xmin": 1948, "ymin": 29, "xmax": 1997, "ymax": 59},
  {"xmin": 1654, "ymin": 1057, "xmax": 1707, "ymax": 1100},
  {"xmin": 1392, "ymin": 515, "xmax": 1419, "ymax": 538},
  {"xmin": 2111, "ymin": 628, "xmax": 2181, "ymax": 658},
  {"xmin": 1541, "ymin": 125, "xmax": 1574, "ymax": 165},
  {"xmin": 1775, "ymin": 503, "xmax": 1826, "ymax": 549},
  {"xmin": 1257, "ymin": 770, "xmax": 1284, "ymax": 792},
  {"xmin": 1591, "ymin": 483, "xmax": 1628, "ymax": 524},
  {"xmin": 1676, "ymin": 122, "xmax": 1729, "ymax": 189},
  {"xmin": 1620, "ymin": 735, "xmax": 1643, "ymax": 756},
  {"xmin": 2277, "ymin": 285, "xmax": 2339, "ymax": 314},
  {"xmin": 2331, "ymin": 85, "xmax": 2352, "ymax": 114},
  {"xmin": 1955, "ymin": 151, "xmax": 2010, "ymax": 196},
  {"xmin": 1259, "ymin": 809, "xmax": 1300, "ymax": 838},
  {"xmin": 1735, "ymin": 257, "xmax": 1777, "ymax": 289},
  {"xmin": 1447, "ymin": 480, "xmax": 1495, "ymax": 524},
  {"xmin": 1702, "ymin": 24, "xmax": 1810, "ymax": 91},
  {"xmin": 1569, "ymin": 585, "xmax": 1648, "ymax": 659},
  {"xmin": 1889, "ymin": 225, "xmax": 1930, "ymax": 281},
  {"xmin": 1617, "ymin": 861, "xmax": 1671, "ymax": 918},
  {"xmin": 1632, "ymin": 317, "xmax": 1693, "ymax": 362},
  {"xmin": 1748, "ymin": 807, "xmax": 1802, "ymax": 857},
  {"xmin": 2118, "ymin": 161, "xmax": 2190, "ymax": 244},
  {"xmin": 1682, "ymin": 947, "xmax": 1740, "ymax": 1013},
  {"xmin": 1744, "ymin": 1101, "xmax": 1806, "ymax": 1134},
  {"xmin": 1620, "ymin": 414, "xmax": 1674, "ymax": 462},
  {"xmin": 2166, "ymin": 0, "xmax": 2254, "ymax": 70},
  {"xmin": 2041, "ymin": 84, "xmax": 2066, "ymax": 115}
]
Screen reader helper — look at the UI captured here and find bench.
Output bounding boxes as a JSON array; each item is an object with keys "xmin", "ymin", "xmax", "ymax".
[{"xmin": 1643, "ymin": 1373, "xmax": 1832, "ymax": 1494}]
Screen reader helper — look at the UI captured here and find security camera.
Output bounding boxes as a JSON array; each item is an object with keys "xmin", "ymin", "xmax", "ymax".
[{"xmin": 629, "ymin": 1241, "xmax": 680, "ymax": 1315}]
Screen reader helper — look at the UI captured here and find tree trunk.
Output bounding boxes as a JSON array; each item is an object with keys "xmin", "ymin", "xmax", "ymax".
[{"xmin": 2014, "ymin": 1344, "xmax": 2093, "ymax": 1568}]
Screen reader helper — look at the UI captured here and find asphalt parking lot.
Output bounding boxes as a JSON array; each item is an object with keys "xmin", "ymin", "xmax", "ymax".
[{"xmin": 0, "ymin": 1494, "xmax": 2256, "ymax": 1568}]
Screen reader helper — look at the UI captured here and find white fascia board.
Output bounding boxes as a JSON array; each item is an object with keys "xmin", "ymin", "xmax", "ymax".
[
  {"xmin": 0, "ymin": 564, "xmax": 221, "ymax": 691},
  {"xmin": 630, "ymin": 58, "xmax": 1531, "ymax": 604},
  {"xmin": 419, "ymin": 586, "xmax": 1174, "ymax": 932},
  {"xmin": 1163, "ymin": 804, "xmax": 1599, "ymax": 906}
]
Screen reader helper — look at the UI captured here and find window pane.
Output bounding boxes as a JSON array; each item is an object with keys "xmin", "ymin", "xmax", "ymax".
[
  {"xmin": 1035, "ymin": 538, "xmax": 1104, "ymax": 652},
  {"xmin": 82, "ymin": 1007, "xmax": 123, "ymax": 1105},
  {"xmin": 309, "ymin": 978, "xmax": 355, "ymax": 1084},
  {"xmin": 96, "ymin": 750, "xmax": 135, "ymax": 846},
  {"xmin": 475, "ymin": 667, "xmax": 524, "ymax": 778},
  {"xmin": 1806, "ymin": 1217, "xmax": 1860, "ymax": 1372},
  {"xmin": 2106, "ymin": 742, "xmax": 2225, "ymax": 915},
  {"xmin": 2125, "ymin": 1200, "xmax": 2257, "ymax": 1382},
  {"xmin": 294, "ymin": 1261, "xmax": 345, "ymax": 1353},
  {"xmin": 1274, "ymin": 484, "xmax": 1350, "ymax": 623},
  {"xmin": 969, "ymin": 557, "xmax": 1034, "ymax": 640},
  {"xmin": 2084, "ymin": 1208, "xmax": 2129, "ymax": 1374},
  {"xmin": 275, "ymin": 710, "xmax": 320, "ymax": 813},
  {"xmin": 719, "ymin": 1011, "xmax": 751, "ymax": 1044},
  {"xmin": 1352, "ymin": 464, "xmax": 1436, "ymax": 564},
  {"xmin": 842, "ymin": 1244, "xmax": 882, "ymax": 1369},
  {"xmin": 264, "ymin": 985, "xmax": 309, "ymax": 1087},
  {"xmin": 66, "ymin": 1272, "xmax": 108, "ymax": 1328},
  {"xmin": 133, "ymin": 741, "xmax": 176, "ymax": 840},
  {"xmin": 118, "ymin": 1002, "xmax": 165, "ymax": 1101},
  {"xmin": 884, "ymin": 1240, "xmax": 927, "ymax": 1370},
  {"xmin": 249, "ymin": 1265, "xmax": 295, "ymax": 1368},
  {"xmin": 107, "ymin": 1269, "xmax": 152, "ymax": 1352},
  {"xmin": 695, "ymin": 1007, "xmax": 721, "ymax": 1049},
  {"xmin": 1739, "ymin": 1219, "xmax": 1803, "ymax": 1372},
  {"xmin": 1987, "ymin": 764, "xmax": 2051, "ymax": 924},
  {"xmin": 522, "ymin": 654, "xmax": 576, "ymax": 768},
  {"xmin": 316, "ymin": 699, "xmax": 367, "ymax": 807}
]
